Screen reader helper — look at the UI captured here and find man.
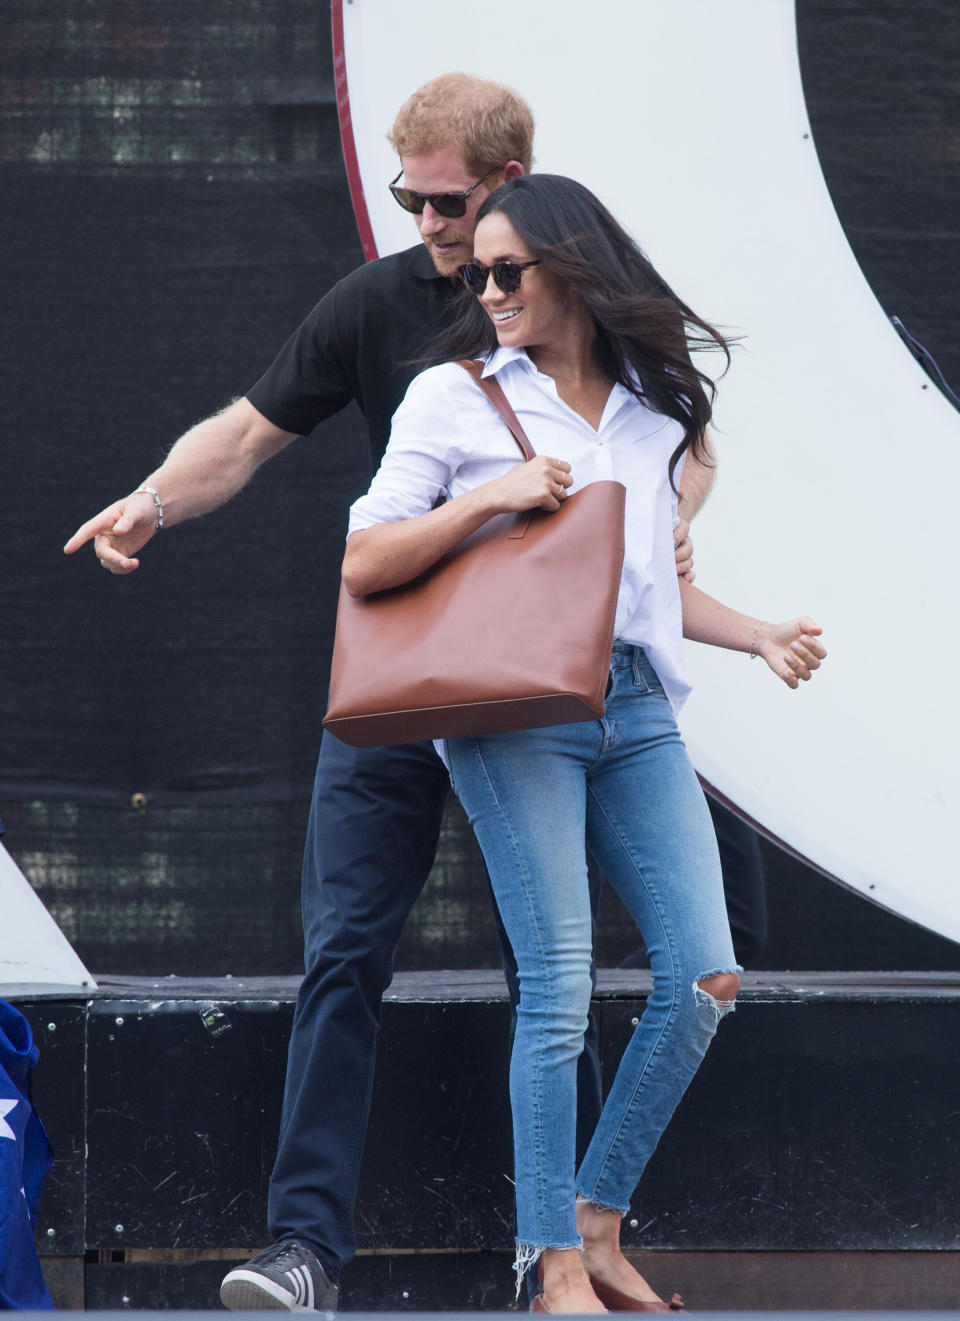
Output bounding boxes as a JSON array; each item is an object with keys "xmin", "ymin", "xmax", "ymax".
[{"xmin": 65, "ymin": 74, "xmax": 711, "ymax": 1311}]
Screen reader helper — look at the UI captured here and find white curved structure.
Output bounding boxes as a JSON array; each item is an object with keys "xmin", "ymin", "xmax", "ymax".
[
  {"xmin": 1, "ymin": 843, "xmax": 96, "ymax": 991},
  {"xmin": 334, "ymin": 0, "xmax": 960, "ymax": 943}
]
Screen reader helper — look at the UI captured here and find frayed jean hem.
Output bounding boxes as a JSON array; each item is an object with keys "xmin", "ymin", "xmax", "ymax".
[
  {"xmin": 575, "ymin": 1192, "xmax": 629, "ymax": 1215},
  {"xmin": 513, "ymin": 1239, "xmax": 582, "ymax": 1301}
]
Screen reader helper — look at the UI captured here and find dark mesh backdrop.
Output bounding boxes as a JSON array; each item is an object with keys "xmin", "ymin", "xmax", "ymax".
[
  {"xmin": 2, "ymin": 0, "xmax": 958, "ymax": 976},
  {"xmin": 2, "ymin": 0, "xmax": 388, "ymax": 975}
]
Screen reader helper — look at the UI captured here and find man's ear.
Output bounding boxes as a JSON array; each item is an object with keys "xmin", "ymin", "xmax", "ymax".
[{"xmin": 503, "ymin": 159, "xmax": 525, "ymax": 181}]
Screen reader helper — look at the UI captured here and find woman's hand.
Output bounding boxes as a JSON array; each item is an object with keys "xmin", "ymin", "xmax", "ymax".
[
  {"xmin": 489, "ymin": 456, "xmax": 571, "ymax": 513},
  {"xmin": 753, "ymin": 617, "xmax": 827, "ymax": 689}
]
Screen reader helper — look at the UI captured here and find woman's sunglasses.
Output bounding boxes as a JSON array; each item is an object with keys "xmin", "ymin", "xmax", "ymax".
[
  {"xmin": 458, "ymin": 259, "xmax": 541, "ymax": 295},
  {"xmin": 388, "ymin": 165, "xmax": 501, "ymax": 219}
]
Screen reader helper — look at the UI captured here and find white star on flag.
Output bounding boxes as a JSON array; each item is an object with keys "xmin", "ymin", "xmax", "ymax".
[{"xmin": 0, "ymin": 1098, "xmax": 17, "ymax": 1140}]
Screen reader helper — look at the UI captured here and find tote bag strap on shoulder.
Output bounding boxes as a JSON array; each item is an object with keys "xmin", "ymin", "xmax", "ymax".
[{"xmin": 457, "ymin": 359, "xmax": 537, "ymax": 461}]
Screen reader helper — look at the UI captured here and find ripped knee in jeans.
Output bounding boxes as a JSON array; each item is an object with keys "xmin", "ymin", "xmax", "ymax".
[{"xmin": 692, "ymin": 969, "xmax": 740, "ymax": 1027}]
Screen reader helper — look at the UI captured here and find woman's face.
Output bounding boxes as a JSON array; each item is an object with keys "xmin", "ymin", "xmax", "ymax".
[{"xmin": 470, "ymin": 212, "xmax": 582, "ymax": 353}]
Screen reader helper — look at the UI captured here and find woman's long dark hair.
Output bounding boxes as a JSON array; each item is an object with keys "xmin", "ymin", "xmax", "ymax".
[{"xmin": 420, "ymin": 174, "xmax": 732, "ymax": 485}]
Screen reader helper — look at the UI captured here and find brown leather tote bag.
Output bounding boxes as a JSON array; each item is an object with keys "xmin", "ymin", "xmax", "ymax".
[{"xmin": 322, "ymin": 361, "xmax": 626, "ymax": 748}]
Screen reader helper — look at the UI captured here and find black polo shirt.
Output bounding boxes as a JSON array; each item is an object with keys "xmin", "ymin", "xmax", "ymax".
[{"xmin": 246, "ymin": 243, "xmax": 461, "ymax": 467}]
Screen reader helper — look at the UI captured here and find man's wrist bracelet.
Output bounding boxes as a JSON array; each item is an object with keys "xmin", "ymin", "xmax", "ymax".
[{"xmin": 133, "ymin": 485, "xmax": 164, "ymax": 531}]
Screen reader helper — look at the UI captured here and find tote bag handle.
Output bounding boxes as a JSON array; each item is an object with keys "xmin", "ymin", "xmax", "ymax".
[
  {"xmin": 457, "ymin": 360, "xmax": 539, "ymax": 537},
  {"xmin": 457, "ymin": 360, "xmax": 537, "ymax": 461}
]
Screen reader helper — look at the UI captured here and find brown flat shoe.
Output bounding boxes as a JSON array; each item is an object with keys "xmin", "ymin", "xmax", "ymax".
[{"xmin": 588, "ymin": 1276, "xmax": 684, "ymax": 1312}]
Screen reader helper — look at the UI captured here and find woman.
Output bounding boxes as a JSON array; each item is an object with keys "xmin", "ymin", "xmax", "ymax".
[{"xmin": 342, "ymin": 175, "xmax": 826, "ymax": 1314}]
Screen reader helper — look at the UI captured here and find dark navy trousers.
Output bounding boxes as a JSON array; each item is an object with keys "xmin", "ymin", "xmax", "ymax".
[{"xmin": 267, "ymin": 731, "xmax": 603, "ymax": 1281}]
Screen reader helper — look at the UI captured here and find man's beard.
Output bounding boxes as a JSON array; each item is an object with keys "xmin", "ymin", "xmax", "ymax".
[{"xmin": 424, "ymin": 229, "xmax": 471, "ymax": 277}]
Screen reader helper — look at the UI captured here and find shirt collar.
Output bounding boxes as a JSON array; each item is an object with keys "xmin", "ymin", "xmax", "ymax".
[
  {"xmin": 481, "ymin": 345, "xmax": 630, "ymax": 398},
  {"xmin": 479, "ymin": 344, "xmax": 532, "ymax": 378},
  {"xmin": 480, "ymin": 347, "xmax": 653, "ymax": 431}
]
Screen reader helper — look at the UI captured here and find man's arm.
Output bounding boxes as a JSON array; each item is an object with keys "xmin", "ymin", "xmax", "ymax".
[
  {"xmin": 678, "ymin": 429, "xmax": 716, "ymax": 522},
  {"xmin": 673, "ymin": 429, "xmax": 717, "ymax": 581},
  {"xmin": 63, "ymin": 398, "xmax": 297, "ymax": 574}
]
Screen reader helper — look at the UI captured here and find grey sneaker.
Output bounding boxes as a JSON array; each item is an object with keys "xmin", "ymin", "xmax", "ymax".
[{"xmin": 220, "ymin": 1239, "xmax": 339, "ymax": 1312}]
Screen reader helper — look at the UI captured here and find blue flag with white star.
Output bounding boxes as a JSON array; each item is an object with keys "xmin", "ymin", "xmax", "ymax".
[{"xmin": 0, "ymin": 1000, "xmax": 54, "ymax": 1310}]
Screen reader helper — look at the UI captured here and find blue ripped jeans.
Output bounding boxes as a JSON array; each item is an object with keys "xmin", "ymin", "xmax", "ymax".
[{"xmin": 446, "ymin": 644, "xmax": 738, "ymax": 1277}]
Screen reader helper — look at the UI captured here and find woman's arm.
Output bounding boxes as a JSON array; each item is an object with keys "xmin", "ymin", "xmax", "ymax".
[
  {"xmin": 679, "ymin": 578, "xmax": 826, "ymax": 690},
  {"xmin": 342, "ymin": 454, "xmax": 571, "ymax": 597}
]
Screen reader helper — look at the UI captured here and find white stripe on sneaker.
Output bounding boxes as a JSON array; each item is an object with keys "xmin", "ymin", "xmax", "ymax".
[{"xmin": 282, "ymin": 1266, "xmax": 315, "ymax": 1311}]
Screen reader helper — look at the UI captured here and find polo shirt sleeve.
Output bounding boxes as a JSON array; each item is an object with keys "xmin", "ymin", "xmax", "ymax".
[
  {"xmin": 245, "ymin": 278, "xmax": 357, "ymax": 436},
  {"xmin": 347, "ymin": 365, "xmax": 474, "ymax": 536}
]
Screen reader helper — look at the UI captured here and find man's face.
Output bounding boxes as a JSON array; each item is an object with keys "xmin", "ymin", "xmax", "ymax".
[{"xmin": 399, "ymin": 145, "xmax": 501, "ymax": 277}]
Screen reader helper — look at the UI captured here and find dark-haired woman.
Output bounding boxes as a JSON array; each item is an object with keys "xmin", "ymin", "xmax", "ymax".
[{"xmin": 342, "ymin": 175, "xmax": 826, "ymax": 1314}]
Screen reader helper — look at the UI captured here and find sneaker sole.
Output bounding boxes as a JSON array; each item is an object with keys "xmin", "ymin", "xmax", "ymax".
[{"xmin": 221, "ymin": 1271, "xmax": 314, "ymax": 1312}]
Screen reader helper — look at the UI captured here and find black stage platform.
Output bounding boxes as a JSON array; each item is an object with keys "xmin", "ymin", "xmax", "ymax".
[
  {"xmin": 12, "ymin": 970, "xmax": 960, "ymax": 1311},
  {"xmin": 15, "ymin": 1312, "xmax": 960, "ymax": 1321},
  {"xmin": 16, "ymin": 1312, "xmax": 960, "ymax": 1320}
]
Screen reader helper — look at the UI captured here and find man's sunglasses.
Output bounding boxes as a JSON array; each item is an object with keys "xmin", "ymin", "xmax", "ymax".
[
  {"xmin": 388, "ymin": 165, "xmax": 501, "ymax": 219},
  {"xmin": 458, "ymin": 259, "xmax": 541, "ymax": 295}
]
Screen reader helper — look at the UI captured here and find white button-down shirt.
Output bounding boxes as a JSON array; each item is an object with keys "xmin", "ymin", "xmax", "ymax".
[{"xmin": 348, "ymin": 345, "xmax": 691, "ymax": 713}]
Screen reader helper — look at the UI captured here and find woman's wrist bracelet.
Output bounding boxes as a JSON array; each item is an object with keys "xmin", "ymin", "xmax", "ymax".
[
  {"xmin": 749, "ymin": 623, "xmax": 766, "ymax": 660},
  {"xmin": 133, "ymin": 485, "xmax": 164, "ymax": 531}
]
